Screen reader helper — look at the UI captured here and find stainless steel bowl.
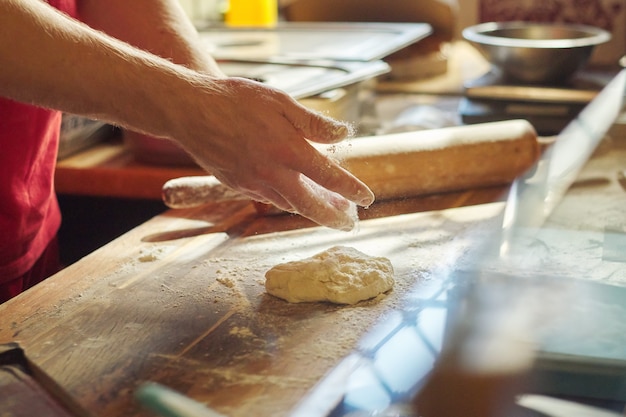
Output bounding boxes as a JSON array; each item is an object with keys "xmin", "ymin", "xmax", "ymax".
[{"xmin": 462, "ymin": 22, "xmax": 611, "ymax": 84}]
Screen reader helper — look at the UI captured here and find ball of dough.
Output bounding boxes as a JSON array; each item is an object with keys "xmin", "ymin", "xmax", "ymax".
[{"xmin": 264, "ymin": 246, "xmax": 394, "ymax": 304}]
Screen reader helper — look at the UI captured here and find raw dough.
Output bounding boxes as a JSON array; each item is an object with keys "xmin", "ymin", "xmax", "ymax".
[{"xmin": 264, "ymin": 246, "xmax": 394, "ymax": 305}]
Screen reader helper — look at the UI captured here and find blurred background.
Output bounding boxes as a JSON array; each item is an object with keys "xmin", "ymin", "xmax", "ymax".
[{"xmin": 176, "ymin": 0, "xmax": 624, "ymax": 66}]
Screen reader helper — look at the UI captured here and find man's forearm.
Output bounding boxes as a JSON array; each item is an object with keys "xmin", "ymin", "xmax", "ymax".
[
  {"xmin": 0, "ymin": 0, "xmax": 216, "ymax": 138},
  {"xmin": 0, "ymin": 0, "xmax": 376, "ymax": 230}
]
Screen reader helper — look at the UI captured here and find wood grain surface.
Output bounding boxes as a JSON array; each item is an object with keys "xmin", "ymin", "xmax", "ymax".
[
  {"xmin": 0, "ymin": 189, "xmax": 507, "ymax": 417},
  {"xmin": 3, "ymin": 123, "xmax": 625, "ymax": 417}
]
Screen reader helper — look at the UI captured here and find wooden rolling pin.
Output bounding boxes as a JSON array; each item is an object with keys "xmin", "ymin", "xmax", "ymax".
[{"xmin": 162, "ymin": 119, "xmax": 540, "ymax": 209}]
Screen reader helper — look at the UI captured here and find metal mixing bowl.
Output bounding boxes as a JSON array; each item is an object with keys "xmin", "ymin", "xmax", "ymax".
[{"xmin": 462, "ymin": 22, "xmax": 611, "ymax": 85}]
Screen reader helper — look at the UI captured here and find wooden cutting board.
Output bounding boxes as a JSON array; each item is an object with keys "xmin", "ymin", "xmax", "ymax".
[{"xmin": 0, "ymin": 188, "xmax": 507, "ymax": 417}]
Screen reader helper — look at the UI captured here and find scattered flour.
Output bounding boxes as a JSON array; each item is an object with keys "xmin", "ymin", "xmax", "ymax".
[{"xmin": 138, "ymin": 246, "xmax": 167, "ymax": 262}]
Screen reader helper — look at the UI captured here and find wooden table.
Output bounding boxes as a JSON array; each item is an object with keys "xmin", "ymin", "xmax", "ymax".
[
  {"xmin": 1, "ymin": 185, "xmax": 507, "ymax": 417},
  {"xmin": 2, "ymin": 114, "xmax": 626, "ymax": 417}
]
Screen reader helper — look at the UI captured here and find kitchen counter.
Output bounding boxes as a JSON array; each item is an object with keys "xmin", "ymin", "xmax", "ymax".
[
  {"xmin": 2, "ymin": 113, "xmax": 626, "ymax": 417},
  {"xmin": 53, "ymin": 42, "xmax": 489, "ymax": 201},
  {"xmin": 55, "ymin": 137, "xmax": 204, "ymax": 200}
]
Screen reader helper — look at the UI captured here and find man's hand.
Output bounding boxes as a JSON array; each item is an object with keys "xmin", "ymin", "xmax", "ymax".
[
  {"xmin": 170, "ymin": 76, "xmax": 374, "ymax": 230},
  {"xmin": 0, "ymin": 0, "xmax": 374, "ymax": 230}
]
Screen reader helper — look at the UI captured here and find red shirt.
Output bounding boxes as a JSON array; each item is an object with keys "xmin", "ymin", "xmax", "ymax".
[{"xmin": 0, "ymin": 0, "xmax": 77, "ymax": 282}]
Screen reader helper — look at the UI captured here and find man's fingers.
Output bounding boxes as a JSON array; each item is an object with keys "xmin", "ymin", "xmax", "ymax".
[
  {"xmin": 275, "ymin": 106, "xmax": 375, "ymax": 207},
  {"xmin": 287, "ymin": 143, "xmax": 375, "ymax": 208},
  {"xmin": 282, "ymin": 98, "xmax": 354, "ymax": 144},
  {"xmin": 263, "ymin": 172, "xmax": 359, "ymax": 231}
]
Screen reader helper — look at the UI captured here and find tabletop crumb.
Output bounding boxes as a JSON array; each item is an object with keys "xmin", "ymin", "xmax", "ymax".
[
  {"xmin": 229, "ymin": 326, "xmax": 255, "ymax": 338},
  {"xmin": 138, "ymin": 247, "xmax": 165, "ymax": 262},
  {"xmin": 216, "ymin": 276, "xmax": 235, "ymax": 288}
]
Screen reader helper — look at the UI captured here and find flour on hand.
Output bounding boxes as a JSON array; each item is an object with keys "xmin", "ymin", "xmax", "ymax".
[{"xmin": 264, "ymin": 246, "xmax": 394, "ymax": 305}]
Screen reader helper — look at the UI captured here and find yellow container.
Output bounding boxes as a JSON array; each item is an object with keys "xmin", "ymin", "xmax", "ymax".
[{"xmin": 225, "ymin": 0, "xmax": 278, "ymax": 27}]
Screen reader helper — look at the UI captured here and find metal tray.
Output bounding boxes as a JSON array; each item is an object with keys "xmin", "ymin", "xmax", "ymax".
[
  {"xmin": 216, "ymin": 58, "xmax": 389, "ymax": 99},
  {"xmin": 58, "ymin": 115, "xmax": 112, "ymax": 160},
  {"xmin": 198, "ymin": 22, "xmax": 432, "ymax": 62}
]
